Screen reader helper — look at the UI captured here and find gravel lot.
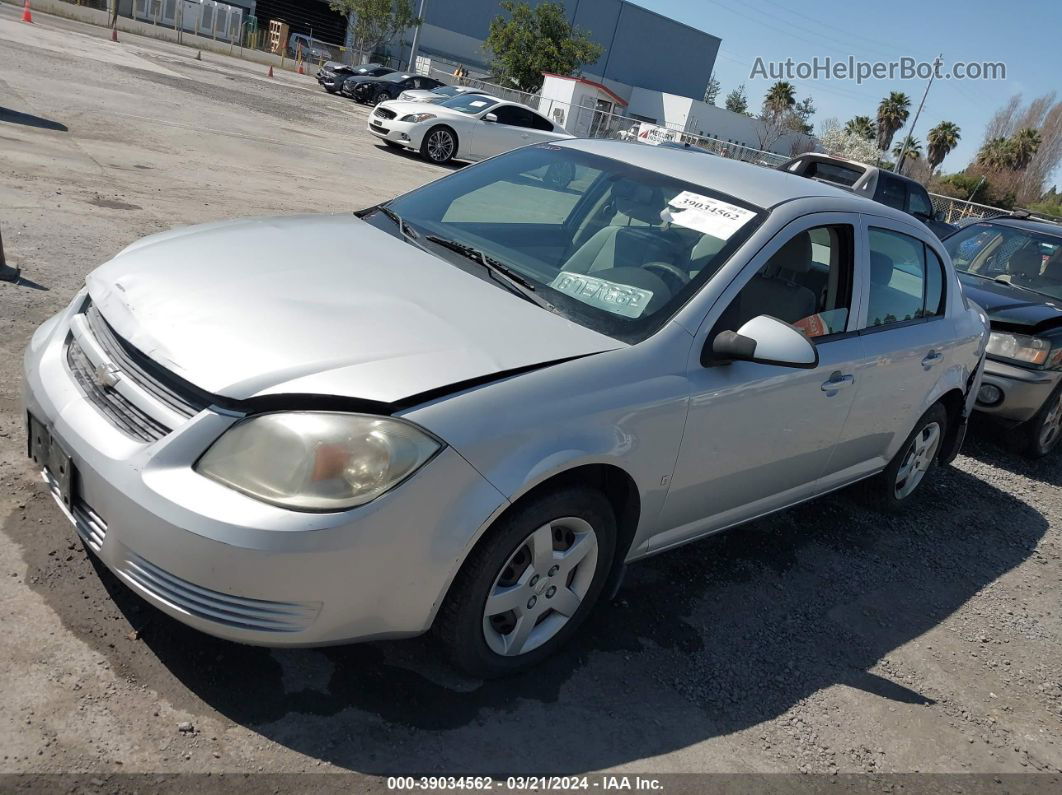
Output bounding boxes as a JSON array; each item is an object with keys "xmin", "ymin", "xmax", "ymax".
[{"xmin": 1, "ymin": 6, "xmax": 1061, "ymax": 788}]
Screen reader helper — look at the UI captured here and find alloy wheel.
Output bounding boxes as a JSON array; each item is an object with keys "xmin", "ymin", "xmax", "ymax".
[
  {"xmin": 894, "ymin": 421, "xmax": 942, "ymax": 499},
  {"xmin": 1039, "ymin": 392, "xmax": 1062, "ymax": 451},
  {"xmin": 426, "ymin": 130, "xmax": 455, "ymax": 162},
  {"xmin": 482, "ymin": 517, "xmax": 598, "ymax": 657}
]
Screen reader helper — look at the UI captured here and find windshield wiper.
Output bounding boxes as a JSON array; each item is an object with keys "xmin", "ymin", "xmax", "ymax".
[
  {"xmin": 372, "ymin": 204, "xmax": 421, "ymax": 242},
  {"xmin": 425, "ymin": 235, "xmax": 556, "ymax": 311}
]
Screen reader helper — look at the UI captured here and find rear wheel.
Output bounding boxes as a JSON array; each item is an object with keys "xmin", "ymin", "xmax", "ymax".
[
  {"xmin": 435, "ymin": 487, "xmax": 616, "ymax": 678},
  {"xmin": 861, "ymin": 403, "xmax": 948, "ymax": 511},
  {"xmin": 420, "ymin": 126, "xmax": 458, "ymax": 164},
  {"xmin": 1011, "ymin": 383, "xmax": 1062, "ymax": 458},
  {"xmin": 373, "ymin": 89, "xmax": 390, "ymax": 106}
]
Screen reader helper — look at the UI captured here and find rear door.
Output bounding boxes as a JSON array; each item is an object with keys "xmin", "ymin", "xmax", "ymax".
[{"xmin": 818, "ymin": 216, "xmax": 958, "ymax": 488}]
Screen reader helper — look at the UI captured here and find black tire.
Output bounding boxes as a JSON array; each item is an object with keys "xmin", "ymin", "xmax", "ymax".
[
  {"xmin": 419, "ymin": 126, "xmax": 458, "ymax": 164},
  {"xmin": 1010, "ymin": 382, "xmax": 1062, "ymax": 458},
  {"xmin": 860, "ymin": 402, "xmax": 949, "ymax": 512},
  {"xmin": 434, "ymin": 487, "xmax": 617, "ymax": 678},
  {"xmin": 373, "ymin": 89, "xmax": 390, "ymax": 106}
]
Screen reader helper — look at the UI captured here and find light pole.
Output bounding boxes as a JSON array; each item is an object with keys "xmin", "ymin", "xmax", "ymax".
[
  {"xmin": 407, "ymin": 0, "xmax": 428, "ymax": 72},
  {"xmin": 894, "ymin": 53, "xmax": 942, "ymax": 175}
]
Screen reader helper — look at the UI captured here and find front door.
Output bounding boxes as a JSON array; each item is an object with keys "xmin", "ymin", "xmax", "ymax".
[{"xmin": 653, "ymin": 215, "xmax": 867, "ymax": 551}]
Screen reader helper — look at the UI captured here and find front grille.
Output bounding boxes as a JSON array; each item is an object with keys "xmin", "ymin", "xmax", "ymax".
[
  {"xmin": 66, "ymin": 339, "xmax": 170, "ymax": 443},
  {"xmin": 42, "ymin": 468, "xmax": 107, "ymax": 552},
  {"xmin": 120, "ymin": 553, "xmax": 320, "ymax": 633},
  {"xmin": 84, "ymin": 304, "xmax": 212, "ymax": 420},
  {"xmin": 374, "ymin": 106, "xmax": 397, "ymax": 120}
]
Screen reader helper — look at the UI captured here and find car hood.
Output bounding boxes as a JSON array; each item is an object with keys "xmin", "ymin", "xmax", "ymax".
[
  {"xmin": 958, "ymin": 273, "xmax": 1062, "ymax": 332},
  {"xmin": 86, "ymin": 215, "xmax": 622, "ymax": 404}
]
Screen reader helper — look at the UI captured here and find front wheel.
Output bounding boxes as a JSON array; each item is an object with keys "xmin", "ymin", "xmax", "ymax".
[
  {"xmin": 435, "ymin": 487, "xmax": 616, "ymax": 677},
  {"xmin": 420, "ymin": 127, "xmax": 458, "ymax": 164},
  {"xmin": 373, "ymin": 89, "xmax": 390, "ymax": 106},
  {"xmin": 1011, "ymin": 383, "xmax": 1062, "ymax": 458},
  {"xmin": 861, "ymin": 403, "xmax": 948, "ymax": 511}
]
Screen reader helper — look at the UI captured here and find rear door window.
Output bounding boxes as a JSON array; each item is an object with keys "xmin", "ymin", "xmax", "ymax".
[{"xmin": 866, "ymin": 228, "xmax": 945, "ymax": 327}]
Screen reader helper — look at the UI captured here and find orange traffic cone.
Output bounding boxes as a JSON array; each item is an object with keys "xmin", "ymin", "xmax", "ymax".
[
  {"xmin": 297, "ymin": 64, "xmax": 304, "ymax": 75},
  {"xmin": 267, "ymin": 65, "xmax": 274, "ymax": 78},
  {"xmin": 21, "ymin": 1, "xmax": 33, "ymax": 23},
  {"xmin": 111, "ymin": 26, "xmax": 118, "ymax": 42}
]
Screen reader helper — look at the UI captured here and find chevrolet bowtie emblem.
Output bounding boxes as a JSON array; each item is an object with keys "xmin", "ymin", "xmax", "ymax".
[{"xmin": 94, "ymin": 363, "xmax": 121, "ymax": 390}]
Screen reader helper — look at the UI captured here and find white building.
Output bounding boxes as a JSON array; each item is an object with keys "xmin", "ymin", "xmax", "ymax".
[{"xmin": 539, "ymin": 74, "xmax": 815, "ymax": 158}]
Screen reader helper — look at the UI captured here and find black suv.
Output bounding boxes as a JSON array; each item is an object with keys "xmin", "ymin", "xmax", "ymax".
[
  {"xmin": 780, "ymin": 153, "xmax": 957, "ymax": 240},
  {"xmin": 942, "ymin": 216, "xmax": 1062, "ymax": 456}
]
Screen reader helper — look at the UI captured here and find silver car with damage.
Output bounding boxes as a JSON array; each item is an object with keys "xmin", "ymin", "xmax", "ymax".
[{"xmin": 23, "ymin": 140, "xmax": 989, "ymax": 676}]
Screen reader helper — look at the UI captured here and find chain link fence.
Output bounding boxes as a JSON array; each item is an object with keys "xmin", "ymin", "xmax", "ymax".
[{"xmin": 928, "ymin": 194, "xmax": 1010, "ymax": 224}]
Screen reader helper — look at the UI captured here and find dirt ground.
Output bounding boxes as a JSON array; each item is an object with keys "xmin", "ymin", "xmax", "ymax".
[{"xmin": 1, "ymin": 5, "xmax": 1061, "ymax": 789}]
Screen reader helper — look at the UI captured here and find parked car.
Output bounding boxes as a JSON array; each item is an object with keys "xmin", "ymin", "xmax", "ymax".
[
  {"xmin": 397, "ymin": 84, "xmax": 488, "ymax": 104},
  {"xmin": 317, "ymin": 62, "xmax": 393, "ymax": 94},
  {"xmin": 652, "ymin": 141, "xmax": 715, "ymax": 155},
  {"xmin": 344, "ymin": 72, "xmax": 445, "ymax": 105},
  {"xmin": 287, "ymin": 33, "xmax": 334, "ymax": 63},
  {"xmin": 780, "ymin": 153, "xmax": 957, "ymax": 240},
  {"xmin": 368, "ymin": 93, "xmax": 571, "ymax": 163},
  {"xmin": 941, "ymin": 216, "xmax": 1062, "ymax": 456},
  {"xmin": 23, "ymin": 140, "xmax": 988, "ymax": 677}
]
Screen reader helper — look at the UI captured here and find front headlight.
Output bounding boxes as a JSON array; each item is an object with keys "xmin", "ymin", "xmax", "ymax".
[
  {"xmin": 400, "ymin": 112, "xmax": 437, "ymax": 122},
  {"xmin": 986, "ymin": 331, "xmax": 1050, "ymax": 366},
  {"xmin": 195, "ymin": 412, "xmax": 441, "ymax": 511}
]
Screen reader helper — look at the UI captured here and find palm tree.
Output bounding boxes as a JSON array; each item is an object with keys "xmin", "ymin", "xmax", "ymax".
[
  {"xmin": 876, "ymin": 92, "xmax": 911, "ymax": 152},
  {"xmin": 844, "ymin": 115, "xmax": 876, "ymax": 141},
  {"xmin": 976, "ymin": 137, "xmax": 1015, "ymax": 171},
  {"xmin": 926, "ymin": 121, "xmax": 961, "ymax": 173},
  {"xmin": 1010, "ymin": 127, "xmax": 1042, "ymax": 170},
  {"xmin": 764, "ymin": 81, "xmax": 796, "ymax": 116},
  {"xmin": 892, "ymin": 135, "xmax": 922, "ymax": 166}
]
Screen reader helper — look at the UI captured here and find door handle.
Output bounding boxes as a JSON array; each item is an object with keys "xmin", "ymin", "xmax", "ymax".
[
  {"xmin": 820, "ymin": 371, "xmax": 855, "ymax": 393},
  {"xmin": 921, "ymin": 350, "xmax": 944, "ymax": 369}
]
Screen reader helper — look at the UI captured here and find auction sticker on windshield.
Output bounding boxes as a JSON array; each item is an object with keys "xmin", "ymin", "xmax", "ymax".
[
  {"xmin": 550, "ymin": 272, "xmax": 653, "ymax": 319},
  {"xmin": 664, "ymin": 191, "xmax": 756, "ymax": 239}
]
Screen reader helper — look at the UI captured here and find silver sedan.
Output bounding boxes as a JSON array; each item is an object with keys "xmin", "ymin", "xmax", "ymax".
[{"xmin": 22, "ymin": 140, "xmax": 988, "ymax": 676}]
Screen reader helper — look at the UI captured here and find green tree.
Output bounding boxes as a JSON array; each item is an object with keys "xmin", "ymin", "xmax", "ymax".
[
  {"xmin": 1010, "ymin": 127, "xmax": 1042, "ymax": 170},
  {"xmin": 844, "ymin": 115, "xmax": 876, "ymax": 141},
  {"xmin": 484, "ymin": 1, "xmax": 603, "ymax": 93},
  {"xmin": 703, "ymin": 73, "xmax": 721, "ymax": 105},
  {"xmin": 328, "ymin": 0, "xmax": 421, "ymax": 64},
  {"xmin": 926, "ymin": 121, "xmax": 961, "ymax": 172},
  {"xmin": 976, "ymin": 136, "xmax": 1016, "ymax": 171},
  {"xmin": 724, "ymin": 84, "xmax": 749, "ymax": 115},
  {"xmin": 892, "ymin": 135, "xmax": 922, "ymax": 161},
  {"xmin": 876, "ymin": 91, "xmax": 911, "ymax": 152},
  {"xmin": 763, "ymin": 81, "xmax": 796, "ymax": 116}
]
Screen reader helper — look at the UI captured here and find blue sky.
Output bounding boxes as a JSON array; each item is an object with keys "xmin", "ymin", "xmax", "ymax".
[{"xmin": 635, "ymin": 0, "xmax": 1060, "ymax": 179}]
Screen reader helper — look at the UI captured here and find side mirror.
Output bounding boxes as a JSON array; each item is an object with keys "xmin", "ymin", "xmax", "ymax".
[
  {"xmin": 705, "ymin": 315, "xmax": 819, "ymax": 369},
  {"xmin": 484, "ymin": 112, "xmax": 498, "ymax": 123},
  {"xmin": 934, "ymin": 209, "xmax": 946, "ymax": 222}
]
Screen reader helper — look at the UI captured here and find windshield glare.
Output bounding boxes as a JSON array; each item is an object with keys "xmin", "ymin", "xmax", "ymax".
[
  {"xmin": 944, "ymin": 222, "xmax": 1062, "ymax": 300},
  {"xmin": 438, "ymin": 94, "xmax": 499, "ymax": 114},
  {"xmin": 382, "ymin": 146, "xmax": 765, "ymax": 342}
]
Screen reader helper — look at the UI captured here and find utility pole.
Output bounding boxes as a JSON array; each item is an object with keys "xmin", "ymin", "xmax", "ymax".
[
  {"xmin": 895, "ymin": 53, "xmax": 941, "ymax": 175},
  {"xmin": 407, "ymin": 0, "xmax": 428, "ymax": 72}
]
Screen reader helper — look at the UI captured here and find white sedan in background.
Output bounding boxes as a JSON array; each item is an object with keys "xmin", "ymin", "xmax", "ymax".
[
  {"xmin": 368, "ymin": 93, "xmax": 572, "ymax": 164},
  {"xmin": 396, "ymin": 85, "xmax": 488, "ymax": 104}
]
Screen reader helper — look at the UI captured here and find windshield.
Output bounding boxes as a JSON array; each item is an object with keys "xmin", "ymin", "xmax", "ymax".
[
  {"xmin": 378, "ymin": 145, "xmax": 765, "ymax": 342},
  {"xmin": 437, "ymin": 94, "xmax": 499, "ymax": 114},
  {"xmin": 381, "ymin": 73, "xmax": 415, "ymax": 83},
  {"xmin": 943, "ymin": 222, "xmax": 1062, "ymax": 300}
]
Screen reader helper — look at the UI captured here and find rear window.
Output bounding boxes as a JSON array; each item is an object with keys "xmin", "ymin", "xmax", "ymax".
[{"xmin": 805, "ymin": 160, "xmax": 864, "ymax": 187}]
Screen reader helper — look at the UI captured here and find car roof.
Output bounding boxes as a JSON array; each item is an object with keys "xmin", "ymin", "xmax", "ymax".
[
  {"xmin": 975, "ymin": 217, "xmax": 1062, "ymax": 237},
  {"xmin": 557, "ymin": 139, "xmax": 903, "ymax": 214}
]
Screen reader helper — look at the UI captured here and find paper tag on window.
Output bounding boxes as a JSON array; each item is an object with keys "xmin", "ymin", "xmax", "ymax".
[
  {"xmin": 663, "ymin": 191, "xmax": 756, "ymax": 239},
  {"xmin": 550, "ymin": 272, "xmax": 653, "ymax": 319},
  {"xmin": 469, "ymin": 100, "xmax": 488, "ymax": 107}
]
